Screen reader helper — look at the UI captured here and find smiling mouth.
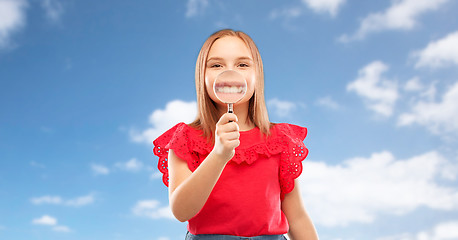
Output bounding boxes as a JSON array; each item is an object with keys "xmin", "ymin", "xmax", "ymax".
[{"xmin": 215, "ymin": 83, "xmax": 246, "ymax": 94}]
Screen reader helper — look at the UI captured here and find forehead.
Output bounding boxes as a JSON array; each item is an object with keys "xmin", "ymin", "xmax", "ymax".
[{"xmin": 207, "ymin": 36, "xmax": 252, "ymax": 59}]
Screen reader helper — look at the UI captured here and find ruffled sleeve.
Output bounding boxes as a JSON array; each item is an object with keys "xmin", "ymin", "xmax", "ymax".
[
  {"xmin": 270, "ymin": 123, "xmax": 308, "ymax": 201},
  {"xmin": 152, "ymin": 122, "xmax": 212, "ymax": 187}
]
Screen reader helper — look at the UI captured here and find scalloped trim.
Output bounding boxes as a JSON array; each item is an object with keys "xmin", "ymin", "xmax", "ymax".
[{"xmin": 152, "ymin": 122, "xmax": 308, "ymax": 197}]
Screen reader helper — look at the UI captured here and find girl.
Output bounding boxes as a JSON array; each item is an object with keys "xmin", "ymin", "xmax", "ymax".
[{"xmin": 153, "ymin": 29, "xmax": 319, "ymax": 240}]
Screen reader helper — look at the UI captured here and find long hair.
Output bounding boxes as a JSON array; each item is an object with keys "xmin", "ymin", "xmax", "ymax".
[{"xmin": 189, "ymin": 29, "xmax": 272, "ymax": 143}]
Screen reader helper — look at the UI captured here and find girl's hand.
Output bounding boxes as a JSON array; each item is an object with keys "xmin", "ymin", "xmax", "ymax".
[{"xmin": 212, "ymin": 113, "xmax": 240, "ymax": 163}]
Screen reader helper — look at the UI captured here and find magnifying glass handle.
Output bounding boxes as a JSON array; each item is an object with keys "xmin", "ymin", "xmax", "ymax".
[{"xmin": 228, "ymin": 103, "xmax": 233, "ymax": 122}]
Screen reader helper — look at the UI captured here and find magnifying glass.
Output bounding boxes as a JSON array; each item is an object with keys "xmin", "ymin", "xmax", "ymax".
[{"xmin": 213, "ymin": 70, "xmax": 247, "ymax": 117}]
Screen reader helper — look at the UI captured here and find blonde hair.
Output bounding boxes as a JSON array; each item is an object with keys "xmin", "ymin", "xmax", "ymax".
[{"xmin": 189, "ymin": 29, "xmax": 272, "ymax": 143}]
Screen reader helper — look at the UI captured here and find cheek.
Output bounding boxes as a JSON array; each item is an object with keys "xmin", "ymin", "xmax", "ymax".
[
  {"xmin": 205, "ymin": 74, "xmax": 218, "ymax": 101},
  {"xmin": 205, "ymin": 76, "xmax": 211, "ymax": 92},
  {"xmin": 246, "ymin": 72, "xmax": 256, "ymax": 96},
  {"xmin": 205, "ymin": 70, "xmax": 216, "ymax": 89}
]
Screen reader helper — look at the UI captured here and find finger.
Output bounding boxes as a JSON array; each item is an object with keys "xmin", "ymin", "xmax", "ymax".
[
  {"xmin": 222, "ymin": 131, "xmax": 240, "ymax": 141},
  {"xmin": 220, "ymin": 122, "xmax": 239, "ymax": 133},
  {"xmin": 225, "ymin": 139, "xmax": 240, "ymax": 149},
  {"xmin": 218, "ymin": 113, "xmax": 238, "ymax": 124},
  {"xmin": 223, "ymin": 122, "xmax": 240, "ymax": 132}
]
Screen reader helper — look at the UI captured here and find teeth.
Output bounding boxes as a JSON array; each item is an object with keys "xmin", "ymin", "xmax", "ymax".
[{"xmin": 216, "ymin": 86, "xmax": 244, "ymax": 93}]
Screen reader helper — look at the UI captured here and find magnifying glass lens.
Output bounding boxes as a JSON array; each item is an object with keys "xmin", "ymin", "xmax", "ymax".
[{"xmin": 213, "ymin": 70, "xmax": 247, "ymax": 104}]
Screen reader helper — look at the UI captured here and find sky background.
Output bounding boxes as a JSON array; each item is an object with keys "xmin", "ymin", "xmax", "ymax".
[{"xmin": 1, "ymin": 0, "xmax": 458, "ymax": 239}]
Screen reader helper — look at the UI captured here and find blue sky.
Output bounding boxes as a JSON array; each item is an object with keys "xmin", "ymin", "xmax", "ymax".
[{"xmin": 1, "ymin": 0, "xmax": 458, "ymax": 239}]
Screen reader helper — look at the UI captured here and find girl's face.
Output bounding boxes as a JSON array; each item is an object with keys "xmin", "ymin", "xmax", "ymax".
[{"xmin": 205, "ymin": 36, "xmax": 256, "ymax": 110}]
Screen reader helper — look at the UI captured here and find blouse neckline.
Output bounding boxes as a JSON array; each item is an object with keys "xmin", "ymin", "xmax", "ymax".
[{"xmin": 239, "ymin": 126, "xmax": 259, "ymax": 134}]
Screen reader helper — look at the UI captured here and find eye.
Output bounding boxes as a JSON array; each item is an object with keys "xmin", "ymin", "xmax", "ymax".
[
  {"xmin": 238, "ymin": 63, "xmax": 250, "ymax": 67},
  {"xmin": 210, "ymin": 63, "xmax": 222, "ymax": 68}
]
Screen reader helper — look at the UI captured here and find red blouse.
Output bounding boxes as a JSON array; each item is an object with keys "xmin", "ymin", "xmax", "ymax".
[{"xmin": 153, "ymin": 122, "xmax": 308, "ymax": 237}]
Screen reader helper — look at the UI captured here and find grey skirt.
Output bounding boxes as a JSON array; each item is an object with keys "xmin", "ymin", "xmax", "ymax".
[{"xmin": 185, "ymin": 231, "xmax": 287, "ymax": 240}]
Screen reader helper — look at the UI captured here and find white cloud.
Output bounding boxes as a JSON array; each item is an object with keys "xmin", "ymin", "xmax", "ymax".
[
  {"xmin": 269, "ymin": 6, "xmax": 303, "ymax": 20},
  {"xmin": 65, "ymin": 194, "xmax": 94, "ymax": 207},
  {"xmin": 32, "ymin": 215, "xmax": 72, "ymax": 232},
  {"xmin": 31, "ymin": 195, "xmax": 62, "ymax": 205},
  {"xmin": 413, "ymin": 31, "xmax": 458, "ymax": 69},
  {"xmin": 52, "ymin": 225, "xmax": 71, "ymax": 232},
  {"xmin": 129, "ymin": 100, "xmax": 197, "ymax": 145},
  {"xmin": 115, "ymin": 158, "xmax": 144, "ymax": 172},
  {"xmin": 411, "ymin": 80, "xmax": 438, "ymax": 102},
  {"xmin": 404, "ymin": 77, "xmax": 424, "ymax": 92},
  {"xmin": 214, "ymin": 20, "xmax": 229, "ymax": 29},
  {"xmin": 301, "ymin": 0, "xmax": 345, "ymax": 17},
  {"xmin": 30, "ymin": 161, "xmax": 46, "ymax": 168},
  {"xmin": 300, "ymin": 151, "xmax": 458, "ymax": 227},
  {"xmin": 316, "ymin": 96, "xmax": 340, "ymax": 110},
  {"xmin": 398, "ymin": 81, "xmax": 458, "ymax": 135},
  {"xmin": 41, "ymin": 0, "xmax": 64, "ymax": 23},
  {"xmin": 40, "ymin": 126, "xmax": 54, "ymax": 133},
  {"xmin": 157, "ymin": 237, "xmax": 170, "ymax": 240},
  {"xmin": 132, "ymin": 199, "xmax": 174, "ymax": 220},
  {"xmin": 339, "ymin": 0, "xmax": 450, "ymax": 42},
  {"xmin": 0, "ymin": 0, "xmax": 28, "ymax": 49},
  {"xmin": 269, "ymin": 0, "xmax": 345, "ymax": 22},
  {"xmin": 93, "ymin": 159, "xmax": 146, "ymax": 175},
  {"xmin": 32, "ymin": 215, "xmax": 57, "ymax": 225},
  {"xmin": 91, "ymin": 163, "xmax": 110, "ymax": 175},
  {"xmin": 376, "ymin": 221, "xmax": 458, "ymax": 240},
  {"xmin": 185, "ymin": 0, "xmax": 208, "ymax": 18},
  {"xmin": 267, "ymin": 98, "xmax": 298, "ymax": 118},
  {"xmin": 150, "ymin": 171, "xmax": 163, "ymax": 180},
  {"xmin": 347, "ymin": 61, "xmax": 398, "ymax": 117},
  {"xmin": 422, "ymin": 81, "xmax": 438, "ymax": 101},
  {"xmin": 31, "ymin": 193, "xmax": 94, "ymax": 207}
]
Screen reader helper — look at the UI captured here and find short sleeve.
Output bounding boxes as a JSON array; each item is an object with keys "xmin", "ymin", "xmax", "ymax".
[
  {"xmin": 273, "ymin": 123, "xmax": 308, "ymax": 200},
  {"xmin": 152, "ymin": 122, "xmax": 207, "ymax": 187}
]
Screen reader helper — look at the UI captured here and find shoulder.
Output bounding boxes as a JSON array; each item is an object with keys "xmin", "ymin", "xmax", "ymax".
[
  {"xmin": 270, "ymin": 122, "xmax": 308, "ymax": 141},
  {"xmin": 270, "ymin": 123, "xmax": 309, "ymax": 200},
  {"xmin": 153, "ymin": 122, "xmax": 212, "ymax": 157}
]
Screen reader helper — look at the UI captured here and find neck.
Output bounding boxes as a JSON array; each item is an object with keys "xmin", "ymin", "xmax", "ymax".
[{"xmin": 216, "ymin": 102, "xmax": 254, "ymax": 131}]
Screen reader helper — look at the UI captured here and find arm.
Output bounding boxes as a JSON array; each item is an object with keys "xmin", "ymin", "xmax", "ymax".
[
  {"xmin": 168, "ymin": 149, "xmax": 227, "ymax": 222},
  {"xmin": 168, "ymin": 113, "xmax": 240, "ymax": 222},
  {"xmin": 282, "ymin": 179, "xmax": 319, "ymax": 240}
]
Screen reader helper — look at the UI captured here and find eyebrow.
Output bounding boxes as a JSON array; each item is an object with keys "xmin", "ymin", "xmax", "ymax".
[{"xmin": 206, "ymin": 56, "xmax": 253, "ymax": 62}]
